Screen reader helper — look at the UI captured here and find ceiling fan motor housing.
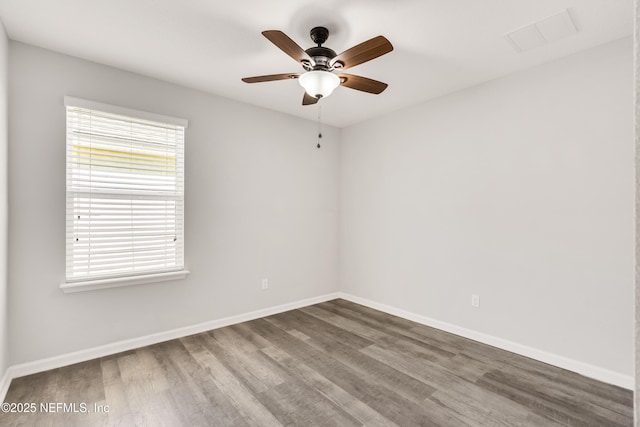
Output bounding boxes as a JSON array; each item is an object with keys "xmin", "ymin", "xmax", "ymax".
[
  {"xmin": 304, "ymin": 27, "xmax": 341, "ymax": 71},
  {"xmin": 305, "ymin": 46, "xmax": 337, "ymax": 71}
]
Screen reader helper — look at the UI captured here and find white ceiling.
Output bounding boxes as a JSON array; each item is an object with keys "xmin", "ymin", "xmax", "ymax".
[{"xmin": 0, "ymin": 0, "xmax": 632, "ymax": 128}]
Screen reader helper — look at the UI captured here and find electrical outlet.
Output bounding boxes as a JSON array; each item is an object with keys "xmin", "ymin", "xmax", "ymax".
[
  {"xmin": 471, "ymin": 294, "xmax": 480, "ymax": 308},
  {"xmin": 261, "ymin": 278, "xmax": 269, "ymax": 290}
]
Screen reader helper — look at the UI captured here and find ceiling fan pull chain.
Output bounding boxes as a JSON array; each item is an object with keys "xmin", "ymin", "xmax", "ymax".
[{"xmin": 317, "ymin": 103, "xmax": 322, "ymax": 149}]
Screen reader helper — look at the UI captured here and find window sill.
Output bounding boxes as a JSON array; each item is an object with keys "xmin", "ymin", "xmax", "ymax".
[{"xmin": 60, "ymin": 270, "xmax": 190, "ymax": 294}]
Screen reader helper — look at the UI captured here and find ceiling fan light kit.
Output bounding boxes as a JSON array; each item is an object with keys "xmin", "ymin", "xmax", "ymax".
[
  {"xmin": 298, "ymin": 70, "xmax": 340, "ymax": 99},
  {"xmin": 242, "ymin": 26, "xmax": 393, "ymax": 105}
]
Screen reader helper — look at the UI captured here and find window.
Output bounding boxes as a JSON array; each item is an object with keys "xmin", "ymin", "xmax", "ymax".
[{"xmin": 62, "ymin": 97, "xmax": 188, "ymax": 293}]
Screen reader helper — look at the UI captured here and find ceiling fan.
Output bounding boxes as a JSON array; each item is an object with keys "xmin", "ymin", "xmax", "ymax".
[{"xmin": 242, "ymin": 26, "xmax": 393, "ymax": 105}]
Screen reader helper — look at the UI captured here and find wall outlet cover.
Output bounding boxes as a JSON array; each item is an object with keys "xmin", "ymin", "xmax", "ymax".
[{"xmin": 471, "ymin": 294, "xmax": 480, "ymax": 308}]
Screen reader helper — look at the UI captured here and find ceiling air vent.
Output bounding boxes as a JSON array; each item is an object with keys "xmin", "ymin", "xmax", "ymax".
[{"xmin": 504, "ymin": 9, "xmax": 578, "ymax": 52}]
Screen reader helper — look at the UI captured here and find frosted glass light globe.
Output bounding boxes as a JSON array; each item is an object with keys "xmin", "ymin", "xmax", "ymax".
[{"xmin": 299, "ymin": 71, "xmax": 340, "ymax": 99}]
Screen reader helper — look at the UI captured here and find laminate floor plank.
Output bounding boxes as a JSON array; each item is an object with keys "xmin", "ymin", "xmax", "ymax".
[
  {"xmin": 428, "ymin": 377, "xmax": 559, "ymax": 427},
  {"xmin": 246, "ymin": 317, "xmax": 436, "ymax": 426},
  {"xmin": 260, "ymin": 345, "xmax": 396, "ymax": 427},
  {"xmin": 205, "ymin": 330, "xmax": 286, "ymax": 390},
  {"xmin": 0, "ymin": 299, "xmax": 632, "ymax": 426},
  {"xmin": 228, "ymin": 322, "xmax": 275, "ymax": 350},
  {"xmin": 479, "ymin": 370, "xmax": 630, "ymax": 427},
  {"xmin": 487, "ymin": 360, "xmax": 632, "ymax": 418},
  {"xmin": 147, "ymin": 342, "xmax": 206, "ymax": 426},
  {"xmin": 539, "ymin": 366, "xmax": 633, "ymax": 409},
  {"xmin": 302, "ymin": 303, "xmax": 489, "ymax": 391},
  {"xmin": 317, "ymin": 300, "xmax": 463, "ymax": 357},
  {"xmin": 270, "ymin": 309, "xmax": 376, "ymax": 351},
  {"xmin": 300, "ymin": 304, "xmax": 394, "ymax": 342},
  {"xmin": 148, "ymin": 340, "xmax": 241, "ymax": 427},
  {"xmin": 266, "ymin": 312, "xmax": 438, "ymax": 404},
  {"xmin": 116, "ymin": 349, "xmax": 182, "ymax": 427},
  {"xmin": 263, "ymin": 379, "xmax": 362, "ymax": 427},
  {"xmin": 101, "ymin": 358, "xmax": 134, "ymax": 426},
  {"xmin": 180, "ymin": 334, "xmax": 282, "ymax": 427},
  {"xmin": 477, "ymin": 372, "xmax": 626, "ymax": 427},
  {"xmin": 360, "ymin": 344, "xmax": 469, "ymax": 391},
  {"xmin": 42, "ymin": 360, "xmax": 104, "ymax": 427}
]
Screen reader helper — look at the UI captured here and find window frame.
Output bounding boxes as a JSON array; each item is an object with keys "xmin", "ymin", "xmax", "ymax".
[{"xmin": 60, "ymin": 97, "xmax": 189, "ymax": 293}]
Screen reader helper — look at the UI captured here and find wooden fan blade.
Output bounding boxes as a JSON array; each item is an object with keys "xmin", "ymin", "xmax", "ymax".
[
  {"xmin": 339, "ymin": 73, "xmax": 388, "ymax": 94},
  {"xmin": 331, "ymin": 36, "xmax": 393, "ymax": 70},
  {"xmin": 302, "ymin": 92, "xmax": 319, "ymax": 106},
  {"xmin": 262, "ymin": 30, "xmax": 314, "ymax": 65},
  {"xmin": 242, "ymin": 73, "xmax": 299, "ymax": 83}
]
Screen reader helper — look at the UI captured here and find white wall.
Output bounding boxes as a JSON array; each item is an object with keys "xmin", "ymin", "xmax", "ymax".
[
  {"xmin": 0, "ymin": 22, "xmax": 8, "ymax": 381},
  {"xmin": 8, "ymin": 42, "xmax": 340, "ymax": 365},
  {"xmin": 340, "ymin": 38, "xmax": 634, "ymax": 378}
]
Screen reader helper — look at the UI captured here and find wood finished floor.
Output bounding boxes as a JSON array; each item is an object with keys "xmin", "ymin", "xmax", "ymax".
[{"xmin": 1, "ymin": 299, "xmax": 633, "ymax": 426}]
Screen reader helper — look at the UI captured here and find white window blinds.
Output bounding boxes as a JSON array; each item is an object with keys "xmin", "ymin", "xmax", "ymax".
[{"xmin": 65, "ymin": 97, "xmax": 187, "ymax": 283}]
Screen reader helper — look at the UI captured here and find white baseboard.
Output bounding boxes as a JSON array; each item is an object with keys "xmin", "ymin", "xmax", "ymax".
[
  {"xmin": 1, "ymin": 292, "xmax": 341, "ymax": 402},
  {"xmin": 337, "ymin": 292, "xmax": 633, "ymax": 390}
]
